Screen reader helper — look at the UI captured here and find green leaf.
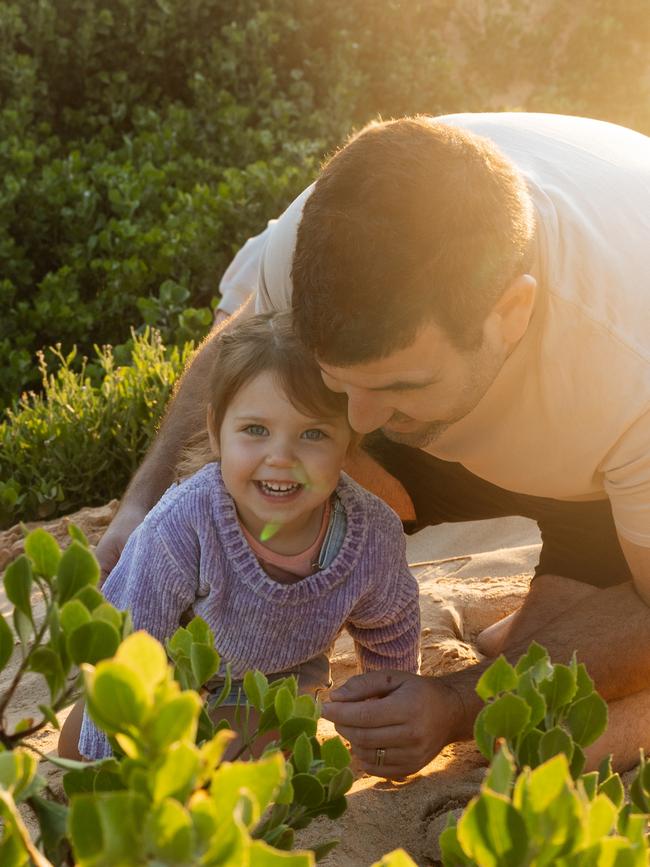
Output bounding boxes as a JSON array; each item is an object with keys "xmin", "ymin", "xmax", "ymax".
[
  {"xmin": 574, "ymin": 662, "xmax": 595, "ymax": 701},
  {"xmin": 73, "ymin": 586, "xmax": 104, "ymax": 612},
  {"xmin": 68, "ymin": 524, "xmax": 90, "ymax": 547},
  {"xmin": 476, "ymin": 656, "xmax": 518, "ymax": 702},
  {"xmin": 566, "ymin": 692, "xmax": 608, "ymax": 747},
  {"xmin": 598, "ymin": 773, "xmax": 625, "ymax": 809},
  {"xmin": 473, "ymin": 709, "xmax": 495, "ymax": 760},
  {"xmin": 244, "ymin": 670, "xmax": 269, "ymax": 711},
  {"xmin": 515, "ymin": 670, "xmax": 547, "ymax": 730},
  {"xmin": 24, "ymin": 528, "xmax": 61, "ymax": 579},
  {"xmin": 4, "ymin": 555, "xmax": 33, "ymax": 622},
  {"xmin": 0, "ymin": 614, "xmax": 14, "ymax": 672},
  {"xmin": 60, "ymin": 599, "xmax": 91, "ymax": 634},
  {"xmin": 13, "ymin": 608, "xmax": 32, "ymax": 646},
  {"xmin": 249, "ymin": 839, "xmax": 314, "ymax": 865},
  {"xmin": 114, "ymin": 631, "xmax": 169, "ymax": 696},
  {"xmin": 580, "ymin": 771, "xmax": 599, "ymax": 801},
  {"xmin": 144, "ymin": 798, "xmax": 194, "ymax": 863},
  {"xmin": 482, "ymin": 694, "xmax": 531, "ymax": 741},
  {"xmin": 318, "ymin": 796, "xmax": 347, "ymax": 820},
  {"xmin": 38, "ymin": 703, "xmax": 60, "ymax": 730},
  {"xmin": 585, "ymin": 793, "xmax": 618, "ymax": 844},
  {"xmin": 68, "ymin": 796, "xmax": 104, "ymax": 861},
  {"xmin": 292, "ymin": 732, "xmax": 314, "ymax": 773},
  {"xmin": 538, "ymin": 664, "xmax": 577, "ymax": 716},
  {"xmin": 274, "ymin": 686, "xmax": 295, "ymax": 723},
  {"xmin": 28, "ymin": 647, "xmax": 66, "ymax": 698},
  {"xmin": 280, "ymin": 717, "xmax": 318, "ymax": 747},
  {"xmin": 438, "ymin": 822, "xmax": 472, "ymax": 866},
  {"xmin": 186, "ymin": 616, "xmax": 214, "ymax": 645},
  {"xmin": 293, "ymin": 693, "xmax": 317, "ymax": 718},
  {"xmin": 457, "ymin": 789, "xmax": 528, "ymax": 867},
  {"xmin": 371, "ymin": 851, "xmax": 420, "ymax": 867},
  {"xmin": 569, "ymin": 744, "xmax": 586, "ymax": 779},
  {"xmin": 538, "ymin": 726, "xmax": 574, "ymax": 764},
  {"xmin": 190, "ymin": 642, "xmax": 220, "ymax": 687},
  {"xmin": 292, "ymin": 772, "xmax": 325, "ymax": 807},
  {"xmin": 86, "ymin": 662, "xmax": 150, "ymax": 733},
  {"xmin": 91, "ymin": 602, "xmax": 122, "ymax": 631},
  {"xmin": 312, "ymin": 840, "xmax": 340, "ymax": 863},
  {"xmin": 67, "ymin": 620, "xmax": 121, "ymax": 665},
  {"xmin": 151, "ymin": 742, "xmax": 200, "ymax": 803},
  {"xmin": 485, "ymin": 744, "xmax": 515, "ymax": 795},
  {"xmin": 28, "ymin": 793, "xmax": 68, "ymax": 863},
  {"xmin": 320, "ymin": 736, "xmax": 351, "ymax": 769},
  {"xmin": 0, "ymin": 751, "xmax": 38, "ymax": 798},
  {"xmin": 516, "ymin": 729, "xmax": 542, "ymax": 769},
  {"xmin": 514, "ymin": 642, "xmax": 551, "ymax": 677},
  {"xmin": 211, "ymin": 752, "xmax": 285, "ymax": 821},
  {"xmin": 327, "ymin": 766, "xmax": 354, "ymax": 801},
  {"xmin": 148, "ymin": 692, "xmax": 202, "ymax": 750},
  {"xmin": 57, "ymin": 541, "xmax": 99, "ymax": 604}
]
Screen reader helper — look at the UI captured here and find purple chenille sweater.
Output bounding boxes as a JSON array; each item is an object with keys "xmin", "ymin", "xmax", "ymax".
[{"xmin": 78, "ymin": 462, "xmax": 420, "ymax": 758}]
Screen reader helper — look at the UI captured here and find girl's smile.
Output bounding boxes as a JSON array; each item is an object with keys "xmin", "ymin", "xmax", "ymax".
[{"xmin": 210, "ymin": 371, "xmax": 351, "ymax": 555}]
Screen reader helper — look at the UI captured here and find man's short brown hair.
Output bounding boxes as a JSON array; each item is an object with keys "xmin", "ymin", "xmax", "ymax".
[{"xmin": 292, "ymin": 116, "xmax": 534, "ymax": 363}]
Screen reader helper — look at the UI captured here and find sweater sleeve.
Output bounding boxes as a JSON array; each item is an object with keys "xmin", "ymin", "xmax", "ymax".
[
  {"xmin": 345, "ymin": 509, "xmax": 421, "ymax": 675},
  {"xmin": 78, "ymin": 519, "xmax": 199, "ymax": 759}
]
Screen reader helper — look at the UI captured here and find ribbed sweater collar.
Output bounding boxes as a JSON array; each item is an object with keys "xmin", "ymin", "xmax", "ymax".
[{"xmin": 206, "ymin": 462, "xmax": 369, "ymax": 603}]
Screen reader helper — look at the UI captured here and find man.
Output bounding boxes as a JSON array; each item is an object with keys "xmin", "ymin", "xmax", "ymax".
[{"xmin": 98, "ymin": 112, "xmax": 650, "ymax": 778}]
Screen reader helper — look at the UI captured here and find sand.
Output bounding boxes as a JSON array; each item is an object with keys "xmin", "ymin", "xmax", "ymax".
[{"xmin": 0, "ymin": 506, "xmax": 540, "ymax": 865}]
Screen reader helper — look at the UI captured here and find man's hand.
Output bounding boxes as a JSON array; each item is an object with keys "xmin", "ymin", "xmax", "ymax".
[
  {"xmin": 322, "ymin": 670, "xmax": 466, "ymax": 779},
  {"xmin": 94, "ymin": 503, "xmax": 147, "ymax": 582}
]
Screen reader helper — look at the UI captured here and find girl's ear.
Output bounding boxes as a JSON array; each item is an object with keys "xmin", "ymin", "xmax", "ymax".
[{"xmin": 206, "ymin": 407, "xmax": 220, "ymax": 457}]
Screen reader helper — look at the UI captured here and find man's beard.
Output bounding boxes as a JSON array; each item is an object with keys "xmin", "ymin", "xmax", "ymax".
[{"xmin": 381, "ymin": 420, "xmax": 452, "ymax": 448}]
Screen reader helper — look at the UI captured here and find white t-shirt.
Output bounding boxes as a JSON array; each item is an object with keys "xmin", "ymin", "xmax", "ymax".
[{"xmin": 218, "ymin": 113, "xmax": 650, "ymax": 547}]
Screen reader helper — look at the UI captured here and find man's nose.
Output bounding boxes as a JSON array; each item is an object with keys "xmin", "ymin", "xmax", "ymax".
[{"xmin": 346, "ymin": 391, "xmax": 393, "ymax": 434}]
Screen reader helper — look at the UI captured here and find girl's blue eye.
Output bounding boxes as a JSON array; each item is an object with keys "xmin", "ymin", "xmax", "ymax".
[
  {"xmin": 244, "ymin": 424, "xmax": 268, "ymax": 436},
  {"xmin": 302, "ymin": 428, "xmax": 326, "ymax": 441}
]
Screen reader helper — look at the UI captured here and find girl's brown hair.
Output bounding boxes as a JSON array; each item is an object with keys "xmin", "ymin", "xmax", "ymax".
[{"xmin": 177, "ymin": 311, "xmax": 353, "ymax": 478}]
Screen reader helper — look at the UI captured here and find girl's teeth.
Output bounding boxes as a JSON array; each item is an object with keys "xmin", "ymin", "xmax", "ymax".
[{"xmin": 259, "ymin": 482, "xmax": 300, "ymax": 495}]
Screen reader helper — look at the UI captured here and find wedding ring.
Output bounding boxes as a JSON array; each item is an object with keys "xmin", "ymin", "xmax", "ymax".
[{"xmin": 375, "ymin": 747, "xmax": 386, "ymax": 767}]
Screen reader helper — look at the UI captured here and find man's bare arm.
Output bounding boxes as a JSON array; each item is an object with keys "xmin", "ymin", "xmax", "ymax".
[
  {"xmin": 324, "ymin": 577, "xmax": 650, "ymax": 777},
  {"xmin": 95, "ymin": 298, "xmax": 252, "ymax": 577}
]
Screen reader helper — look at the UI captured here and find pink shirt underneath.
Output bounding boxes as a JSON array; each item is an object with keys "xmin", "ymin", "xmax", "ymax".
[{"xmin": 240, "ymin": 498, "xmax": 332, "ymax": 584}]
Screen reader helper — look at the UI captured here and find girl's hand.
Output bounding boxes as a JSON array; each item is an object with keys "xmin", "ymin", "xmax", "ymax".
[{"xmin": 322, "ymin": 670, "xmax": 466, "ymax": 779}]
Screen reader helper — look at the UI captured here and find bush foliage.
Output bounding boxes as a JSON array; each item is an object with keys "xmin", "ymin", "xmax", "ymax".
[
  {"xmin": 0, "ymin": 330, "xmax": 192, "ymax": 526},
  {"xmin": 2, "ymin": 0, "xmax": 650, "ymax": 522}
]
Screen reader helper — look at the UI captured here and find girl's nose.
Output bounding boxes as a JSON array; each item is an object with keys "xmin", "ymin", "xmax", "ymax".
[{"xmin": 264, "ymin": 442, "xmax": 297, "ymax": 468}]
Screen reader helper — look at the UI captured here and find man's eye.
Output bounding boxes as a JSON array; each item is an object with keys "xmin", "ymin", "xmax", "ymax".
[
  {"xmin": 243, "ymin": 424, "xmax": 268, "ymax": 436},
  {"xmin": 302, "ymin": 429, "xmax": 326, "ymax": 441}
]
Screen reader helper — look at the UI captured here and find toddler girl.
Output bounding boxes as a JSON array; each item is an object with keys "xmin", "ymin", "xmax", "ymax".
[{"xmin": 73, "ymin": 312, "xmax": 420, "ymax": 759}]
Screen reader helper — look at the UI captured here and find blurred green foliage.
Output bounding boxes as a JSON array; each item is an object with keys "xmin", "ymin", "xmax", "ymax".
[
  {"xmin": 2, "ymin": 0, "xmax": 650, "ymax": 523},
  {"xmin": 0, "ymin": 330, "xmax": 192, "ymax": 525}
]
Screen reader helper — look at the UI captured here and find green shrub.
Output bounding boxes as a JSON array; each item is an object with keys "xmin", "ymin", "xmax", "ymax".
[
  {"xmin": 2, "ymin": 0, "xmax": 650, "ymax": 410},
  {"xmin": 0, "ymin": 527, "xmax": 359, "ymax": 865},
  {"xmin": 0, "ymin": 329, "xmax": 192, "ymax": 528},
  {"xmin": 441, "ymin": 646, "xmax": 650, "ymax": 865}
]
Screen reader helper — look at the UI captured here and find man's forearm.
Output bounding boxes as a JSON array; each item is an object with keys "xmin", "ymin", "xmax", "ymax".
[
  {"xmin": 121, "ymin": 299, "xmax": 251, "ymax": 512},
  {"xmin": 438, "ymin": 581, "xmax": 650, "ymax": 741}
]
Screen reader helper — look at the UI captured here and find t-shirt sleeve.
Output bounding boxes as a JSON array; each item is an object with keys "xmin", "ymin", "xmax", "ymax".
[
  {"xmin": 78, "ymin": 519, "xmax": 199, "ymax": 759},
  {"xmin": 255, "ymin": 184, "xmax": 315, "ymax": 314},
  {"xmin": 602, "ymin": 406, "xmax": 650, "ymax": 547},
  {"xmin": 217, "ymin": 223, "xmax": 274, "ymax": 314},
  {"xmin": 345, "ymin": 508, "xmax": 421, "ymax": 674}
]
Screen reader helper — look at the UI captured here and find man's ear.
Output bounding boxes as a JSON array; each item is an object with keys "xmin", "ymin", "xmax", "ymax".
[
  {"xmin": 206, "ymin": 407, "xmax": 220, "ymax": 457},
  {"xmin": 489, "ymin": 274, "xmax": 537, "ymax": 348}
]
